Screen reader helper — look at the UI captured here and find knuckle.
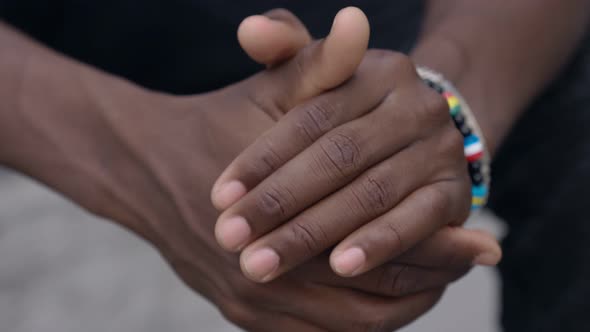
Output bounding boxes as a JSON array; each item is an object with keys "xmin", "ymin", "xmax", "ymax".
[
  {"xmin": 379, "ymin": 265, "xmax": 414, "ymax": 297},
  {"xmin": 423, "ymin": 185, "xmax": 452, "ymax": 222},
  {"xmin": 361, "ymin": 50, "xmax": 398, "ymax": 88},
  {"xmin": 379, "ymin": 51, "xmax": 416, "ymax": 79},
  {"xmin": 431, "ymin": 126, "xmax": 466, "ymax": 174},
  {"xmin": 417, "ymin": 88, "xmax": 451, "ymax": 126},
  {"xmin": 255, "ymin": 136, "xmax": 286, "ymax": 175},
  {"xmin": 255, "ymin": 183, "xmax": 296, "ymax": 220},
  {"xmin": 380, "ymin": 220, "xmax": 404, "ymax": 254},
  {"xmin": 429, "ymin": 129, "xmax": 471, "ymax": 223},
  {"xmin": 442, "ymin": 126, "xmax": 466, "ymax": 159},
  {"xmin": 318, "ymin": 130, "xmax": 363, "ymax": 177},
  {"xmin": 365, "ymin": 49, "xmax": 399, "ymax": 70},
  {"xmin": 362, "ymin": 175, "xmax": 395, "ymax": 213},
  {"xmin": 288, "ymin": 219, "xmax": 327, "ymax": 255},
  {"xmin": 296, "ymin": 99, "xmax": 339, "ymax": 143},
  {"xmin": 394, "ymin": 57, "xmax": 417, "ymax": 79},
  {"xmin": 350, "ymin": 175, "xmax": 395, "ymax": 217}
]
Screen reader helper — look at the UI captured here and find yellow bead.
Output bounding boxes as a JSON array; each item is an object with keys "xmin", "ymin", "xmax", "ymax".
[
  {"xmin": 447, "ymin": 95, "xmax": 460, "ymax": 110},
  {"xmin": 472, "ymin": 196, "xmax": 486, "ymax": 206}
]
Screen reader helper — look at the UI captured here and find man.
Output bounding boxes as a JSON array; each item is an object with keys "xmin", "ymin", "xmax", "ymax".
[{"xmin": 0, "ymin": 1, "xmax": 588, "ymax": 331}]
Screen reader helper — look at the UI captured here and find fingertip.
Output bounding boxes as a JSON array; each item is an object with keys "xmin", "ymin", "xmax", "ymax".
[
  {"xmin": 211, "ymin": 180, "xmax": 247, "ymax": 210},
  {"xmin": 331, "ymin": 7, "xmax": 370, "ymax": 44},
  {"xmin": 240, "ymin": 247, "xmax": 281, "ymax": 283},
  {"xmin": 237, "ymin": 15, "xmax": 275, "ymax": 63},
  {"xmin": 215, "ymin": 215, "xmax": 252, "ymax": 252},
  {"xmin": 238, "ymin": 13, "xmax": 310, "ymax": 65},
  {"xmin": 330, "ymin": 246, "xmax": 367, "ymax": 277},
  {"xmin": 467, "ymin": 229, "xmax": 502, "ymax": 252},
  {"xmin": 319, "ymin": 6, "xmax": 370, "ymax": 89},
  {"xmin": 473, "ymin": 250, "xmax": 502, "ymax": 266},
  {"xmin": 462, "ymin": 229, "xmax": 502, "ymax": 266}
]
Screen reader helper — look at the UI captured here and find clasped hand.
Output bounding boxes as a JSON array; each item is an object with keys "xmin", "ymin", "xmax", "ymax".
[{"xmin": 73, "ymin": 7, "xmax": 501, "ymax": 332}]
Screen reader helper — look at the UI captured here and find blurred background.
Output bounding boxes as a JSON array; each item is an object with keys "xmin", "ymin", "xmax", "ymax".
[{"xmin": 0, "ymin": 166, "xmax": 506, "ymax": 332}]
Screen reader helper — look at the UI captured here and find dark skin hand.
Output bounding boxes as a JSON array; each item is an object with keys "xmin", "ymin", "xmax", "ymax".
[
  {"xmin": 213, "ymin": 1, "xmax": 590, "ymax": 283},
  {"xmin": 0, "ymin": 9, "xmax": 501, "ymax": 331}
]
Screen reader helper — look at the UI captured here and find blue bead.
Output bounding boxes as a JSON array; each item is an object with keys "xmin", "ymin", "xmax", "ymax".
[
  {"xmin": 472, "ymin": 184, "xmax": 488, "ymax": 198},
  {"xmin": 464, "ymin": 135, "xmax": 480, "ymax": 146}
]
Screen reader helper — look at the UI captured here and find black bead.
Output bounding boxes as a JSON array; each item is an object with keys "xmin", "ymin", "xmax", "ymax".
[
  {"xmin": 453, "ymin": 113, "xmax": 465, "ymax": 124},
  {"xmin": 469, "ymin": 161, "xmax": 482, "ymax": 172},
  {"xmin": 460, "ymin": 125, "xmax": 472, "ymax": 137},
  {"xmin": 471, "ymin": 172, "xmax": 484, "ymax": 185}
]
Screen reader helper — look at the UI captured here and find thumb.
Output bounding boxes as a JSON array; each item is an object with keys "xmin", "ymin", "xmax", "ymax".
[
  {"xmin": 238, "ymin": 9, "xmax": 312, "ymax": 66},
  {"xmin": 250, "ymin": 6, "xmax": 370, "ymax": 113}
]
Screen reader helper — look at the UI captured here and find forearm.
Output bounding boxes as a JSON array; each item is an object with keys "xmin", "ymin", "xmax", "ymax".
[
  {"xmin": 0, "ymin": 22, "xmax": 155, "ymax": 230},
  {"xmin": 0, "ymin": 22, "xmax": 130, "ymax": 167},
  {"xmin": 411, "ymin": 0, "xmax": 590, "ymax": 155}
]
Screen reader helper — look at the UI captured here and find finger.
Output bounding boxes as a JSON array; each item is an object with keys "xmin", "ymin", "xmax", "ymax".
[
  {"xmin": 325, "ymin": 264, "xmax": 467, "ymax": 299},
  {"xmin": 212, "ymin": 6, "xmax": 370, "ymax": 209},
  {"xmin": 396, "ymin": 227, "xmax": 502, "ymax": 268},
  {"xmin": 296, "ymin": 256, "xmax": 467, "ymax": 298},
  {"xmin": 330, "ymin": 180, "xmax": 471, "ymax": 277},
  {"xmin": 238, "ymin": 9, "xmax": 312, "ymax": 66},
  {"xmin": 235, "ymin": 138, "xmax": 446, "ymax": 282},
  {"xmin": 298, "ymin": 227, "xmax": 501, "ymax": 297},
  {"xmin": 286, "ymin": 285, "xmax": 444, "ymax": 332}
]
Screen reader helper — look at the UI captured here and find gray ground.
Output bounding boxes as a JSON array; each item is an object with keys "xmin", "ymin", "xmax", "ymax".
[{"xmin": 0, "ymin": 167, "xmax": 505, "ymax": 332}]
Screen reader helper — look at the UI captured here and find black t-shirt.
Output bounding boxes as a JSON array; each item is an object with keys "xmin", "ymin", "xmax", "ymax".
[{"xmin": 0, "ymin": 0, "xmax": 423, "ymax": 93}]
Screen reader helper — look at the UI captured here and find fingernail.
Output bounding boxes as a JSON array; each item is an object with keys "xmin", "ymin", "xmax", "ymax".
[
  {"xmin": 213, "ymin": 181, "xmax": 247, "ymax": 210},
  {"xmin": 473, "ymin": 252, "xmax": 501, "ymax": 266},
  {"xmin": 215, "ymin": 216, "xmax": 251, "ymax": 251},
  {"xmin": 332, "ymin": 247, "xmax": 366, "ymax": 276},
  {"xmin": 242, "ymin": 248, "xmax": 280, "ymax": 282}
]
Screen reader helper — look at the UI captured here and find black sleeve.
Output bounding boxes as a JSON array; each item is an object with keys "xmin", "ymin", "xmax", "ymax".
[{"xmin": 489, "ymin": 33, "xmax": 590, "ymax": 332}]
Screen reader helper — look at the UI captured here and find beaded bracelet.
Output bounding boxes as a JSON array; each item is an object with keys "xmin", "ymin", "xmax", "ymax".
[{"xmin": 416, "ymin": 66, "xmax": 491, "ymax": 211}]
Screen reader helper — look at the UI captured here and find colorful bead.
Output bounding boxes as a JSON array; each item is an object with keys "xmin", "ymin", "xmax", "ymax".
[
  {"xmin": 468, "ymin": 161, "xmax": 482, "ymax": 173},
  {"xmin": 419, "ymin": 73, "xmax": 490, "ymax": 211},
  {"xmin": 472, "ymin": 185, "xmax": 488, "ymax": 199},
  {"xmin": 464, "ymin": 135, "xmax": 484, "ymax": 162},
  {"xmin": 453, "ymin": 113, "xmax": 465, "ymax": 126},
  {"xmin": 472, "ymin": 172, "xmax": 484, "ymax": 185},
  {"xmin": 471, "ymin": 197, "xmax": 485, "ymax": 210},
  {"xmin": 443, "ymin": 92, "xmax": 461, "ymax": 116},
  {"xmin": 459, "ymin": 124, "xmax": 472, "ymax": 137}
]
